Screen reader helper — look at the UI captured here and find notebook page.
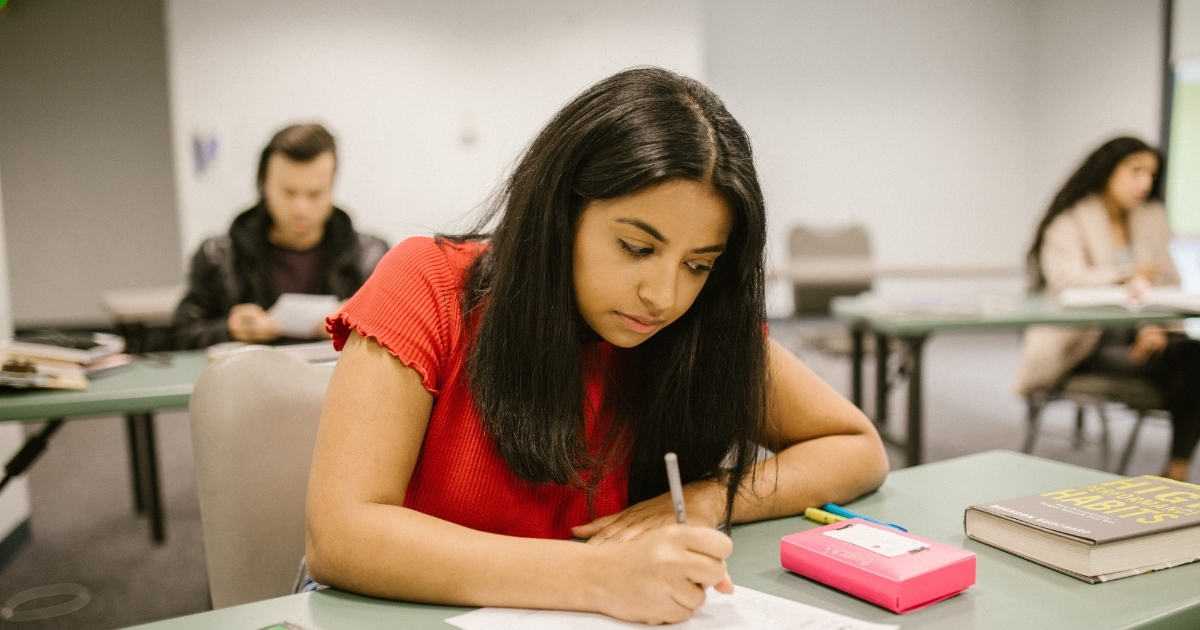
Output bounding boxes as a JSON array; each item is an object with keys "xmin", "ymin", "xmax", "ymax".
[{"xmin": 444, "ymin": 585, "xmax": 898, "ymax": 630}]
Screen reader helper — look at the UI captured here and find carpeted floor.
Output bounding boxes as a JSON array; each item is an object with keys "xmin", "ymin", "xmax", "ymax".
[{"xmin": 0, "ymin": 319, "xmax": 1192, "ymax": 628}]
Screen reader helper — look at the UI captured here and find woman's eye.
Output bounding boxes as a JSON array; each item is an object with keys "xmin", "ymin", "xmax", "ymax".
[
  {"xmin": 686, "ymin": 261, "xmax": 714, "ymax": 275},
  {"xmin": 618, "ymin": 240, "xmax": 653, "ymax": 257}
]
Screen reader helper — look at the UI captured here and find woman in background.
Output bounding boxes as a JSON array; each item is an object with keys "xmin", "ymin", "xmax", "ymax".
[{"xmin": 1018, "ymin": 136, "xmax": 1200, "ymax": 481}]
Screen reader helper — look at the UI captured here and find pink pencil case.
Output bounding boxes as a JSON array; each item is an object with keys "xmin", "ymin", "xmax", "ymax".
[{"xmin": 780, "ymin": 518, "xmax": 976, "ymax": 613}]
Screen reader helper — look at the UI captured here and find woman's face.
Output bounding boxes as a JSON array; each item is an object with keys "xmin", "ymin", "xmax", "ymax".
[
  {"xmin": 1104, "ymin": 151, "xmax": 1158, "ymax": 212},
  {"xmin": 573, "ymin": 179, "xmax": 732, "ymax": 348}
]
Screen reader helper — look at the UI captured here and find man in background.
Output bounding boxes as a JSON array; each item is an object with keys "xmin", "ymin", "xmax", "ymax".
[{"xmin": 173, "ymin": 123, "xmax": 388, "ymax": 349}]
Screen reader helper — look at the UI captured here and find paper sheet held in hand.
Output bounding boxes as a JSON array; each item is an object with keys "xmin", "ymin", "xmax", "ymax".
[
  {"xmin": 444, "ymin": 585, "xmax": 897, "ymax": 630},
  {"xmin": 268, "ymin": 294, "xmax": 338, "ymax": 338}
]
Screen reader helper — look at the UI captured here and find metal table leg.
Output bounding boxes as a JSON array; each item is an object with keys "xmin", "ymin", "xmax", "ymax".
[
  {"xmin": 873, "ymin": 332, "xmax": 890, "ymax": 428},
  {"xmin": 131, "ymin": 412, "xmax": 165, "ymax": 544},
  {"xmin": 900, "ymin": 335, "xmax": 928, "ymax": 467},
  {"xmin": 125, "ymin": 415, "xmax": 144, "ymax": 513},
  {"xmin": 850, "ymin": 323, "xmax": 865, "ymax": 409}
]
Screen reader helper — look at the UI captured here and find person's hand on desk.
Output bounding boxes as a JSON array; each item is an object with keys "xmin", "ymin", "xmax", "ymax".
[
  {"xmin": 1130, "ymin": 324, "xmax": 1168, "ymax": 366},
  {"xmin": 228, "ymin": 303, "xmax": 281, "ymax": 343},
  {"xmin": 572, "ymin": 479, "xmax": 725, "ymax": 545}
]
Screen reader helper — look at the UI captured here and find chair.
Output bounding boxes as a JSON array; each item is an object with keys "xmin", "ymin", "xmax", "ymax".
[
  {"xmin": 1023, "ymin": 373, "xmax": 1168, "ymax": 474},
  {"xmin": 189, "ymin": 346, "xmax": 334, "ymax": 609},
  {"xmin": 785, "ymin": 225, "xmax": 873, "ymax": 316}
]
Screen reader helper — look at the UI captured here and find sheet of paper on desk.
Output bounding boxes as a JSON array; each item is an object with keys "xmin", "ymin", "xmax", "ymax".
[
  {"xmin": 444, "ymin": 586, "xmax": 898, "ymax": 630},
  {"xmin": 268, "ymin": 294, "xmax": 339, "ymax": 338}
]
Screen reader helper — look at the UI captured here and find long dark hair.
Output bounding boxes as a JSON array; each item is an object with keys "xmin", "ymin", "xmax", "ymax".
[
  {"xmin": 1027, "ymin": 136, "xmax": 1163, "ymax": 290},
  {"xmin": 448, "ymin": 67, "xmax": 768, "ymax": 526}
]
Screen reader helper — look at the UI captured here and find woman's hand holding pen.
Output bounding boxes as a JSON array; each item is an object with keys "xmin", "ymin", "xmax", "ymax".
[
  {"xmin": 587, "ymin": 525, "xmax": 733, "ymax": 625},
  {"xmin": 573, "ymin": 456, "xmax": 734, "ymax": 623}
]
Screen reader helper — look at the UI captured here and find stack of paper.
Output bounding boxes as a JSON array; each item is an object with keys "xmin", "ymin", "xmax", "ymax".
[{"xmin": 445, "ymin": 586, "xmax": 897, "ymax": 630}]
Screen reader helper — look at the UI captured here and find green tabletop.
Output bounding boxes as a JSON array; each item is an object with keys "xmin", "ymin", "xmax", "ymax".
[
  {"xmin": 128, "ymin": 450, "xmax": 1200, "ymax": 630},
  {"xmin": 831, "ymin": 294, "xmax": 1185, "ymax": 337},
  {"xmin": 0, "ymin": 351, "xmax": 208, "ymax": 422}
]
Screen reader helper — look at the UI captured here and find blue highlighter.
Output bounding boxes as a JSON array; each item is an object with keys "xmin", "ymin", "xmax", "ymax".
[{"xmin": 821, "ymin": 503, "xmax": 908, "ymax": 532}]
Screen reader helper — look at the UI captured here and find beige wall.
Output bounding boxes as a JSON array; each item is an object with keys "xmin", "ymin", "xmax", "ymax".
[
  {"xmin": 0, "ymin": 169, "xmax": 31, "ymax": 547},
  {"xmin": 0, "ymin": 0, "xmax": 183, "ymax": 327}
]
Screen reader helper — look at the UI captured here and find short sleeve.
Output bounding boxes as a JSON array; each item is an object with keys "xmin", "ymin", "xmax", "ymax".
[{"xmin": 327, "ymin": 237, "xmax": 463, "ymax": 395}]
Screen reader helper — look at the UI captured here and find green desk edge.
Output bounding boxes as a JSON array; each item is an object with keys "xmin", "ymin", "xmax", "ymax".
[
  {"xmin": 0, "ymin": 351, "xmax": 209, "ymax": 422},
  {"xmin": 127, "ymin": 450, "xmax": 1200, "ymax": 630},
  {"xmin": 831, "ymin": 294, "xmax": 1186, "ymax": 337}
]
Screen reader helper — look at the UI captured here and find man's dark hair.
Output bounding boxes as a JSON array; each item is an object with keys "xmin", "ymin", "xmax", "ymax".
[
  {"xmin": 448, "ymin": 67, "xmax": 769, "ymax": 527},
  {"xmin": 1027, "ymin": 136, "xmax": 1163, "ymax": 290},
  {"xmin": 256, "ymin": 123, "xmax": 337, "ymax": 191}
]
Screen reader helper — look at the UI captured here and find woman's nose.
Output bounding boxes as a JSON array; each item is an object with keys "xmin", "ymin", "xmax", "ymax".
[{"xmin": 638, "ymin": 264, "xmax": 677, "ymax": 313}]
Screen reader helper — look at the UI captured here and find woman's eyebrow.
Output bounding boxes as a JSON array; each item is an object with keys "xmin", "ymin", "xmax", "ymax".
[
  {"xmin": 614, "ymin": 218, "xmax": 725, "ymax": 254},
  {"xmin": 615, "ymin": 218, "xmax": 668, "ymax": 243}
]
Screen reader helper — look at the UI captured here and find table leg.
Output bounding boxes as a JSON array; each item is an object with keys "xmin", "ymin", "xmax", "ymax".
[
  {"xmin": 125, "ymin": 415, "xmax": 144, "ymax": 513},
  {"xmin": 901, "ymin": 335, "xmax": 928, "ymax": 467},
  {"xmin": 131, "ymin": 413, "xmax": 166, "ymax": 544},
  {"xmin": 850, "ymin": 324, "xmax": 864, "ymax": 409},
  {"xmin": 873, "ymin": 332, "xmax": 890, "ymax": 428},
  {"xmin": 0, "ymin": 419, "xmax": 64, "ymax": 492}
]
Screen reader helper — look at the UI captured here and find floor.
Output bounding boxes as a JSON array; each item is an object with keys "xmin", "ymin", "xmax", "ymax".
[{"xmin": 0, "ymin": 318, "xmax": 1191, "ymax": 628}]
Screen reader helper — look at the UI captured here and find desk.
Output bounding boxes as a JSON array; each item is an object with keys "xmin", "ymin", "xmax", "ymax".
[
  {"xmin": 0, "ymin": 351, "xmax": 208, "ymax": 542},
  {"xmin": 831, "ymin": 295, "xmax": 1186, "ymax": 467},
  {"xmin": 128, "ymin": 450, "xmax": 1200, "ymax": 630}
]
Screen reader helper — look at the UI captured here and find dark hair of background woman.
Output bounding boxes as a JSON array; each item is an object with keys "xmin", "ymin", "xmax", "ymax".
[
  {"xmin": 444, "ymin": 67, "xmax": 769, "ymax": 526},
  {"xmin": 1027, "ymin": 136, "xmax": 1164, "ymax": 290}
]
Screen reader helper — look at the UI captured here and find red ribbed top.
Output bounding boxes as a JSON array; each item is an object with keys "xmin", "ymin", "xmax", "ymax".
[{"xmin": 328, "ymin": 236, "xmax": 629, "ymax": 539}]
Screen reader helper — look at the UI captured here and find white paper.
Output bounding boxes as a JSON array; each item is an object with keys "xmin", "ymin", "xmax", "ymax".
[
  {"xmin": 268, "ymin": 293, "xmax": 339, "ymax": 338},
  {"xmin": 444, "ymin": 586, "xmax": 898, "ymax": 630},
  {"xmin": 823, "ymin": 522, "xmax": 928, "ymax": 558}
]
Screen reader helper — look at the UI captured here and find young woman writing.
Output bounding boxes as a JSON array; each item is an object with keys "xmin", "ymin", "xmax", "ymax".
[
  {"xmin": 1018, "ymin": 136, "xmax": 1200, "ymax": 482},
  {"xmin": 304, "ymin": 67, "xmax": 889, "ymax": 624}
]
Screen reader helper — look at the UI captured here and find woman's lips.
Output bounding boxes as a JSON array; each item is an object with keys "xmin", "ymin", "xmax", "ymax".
[{"xmin": 617, "ymin": 312, "xmax": 663, "ymax": 334}]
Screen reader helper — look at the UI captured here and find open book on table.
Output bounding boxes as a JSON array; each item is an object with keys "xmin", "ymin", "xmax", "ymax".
[{"xmin": 1058, "ymin": 287, "xmax": 1200, "ymax": 314}]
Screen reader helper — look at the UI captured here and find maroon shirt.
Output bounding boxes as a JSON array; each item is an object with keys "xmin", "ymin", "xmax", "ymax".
[{"xmin": 268, "ymin": 241, "xmax": 326, "ymax": 296}]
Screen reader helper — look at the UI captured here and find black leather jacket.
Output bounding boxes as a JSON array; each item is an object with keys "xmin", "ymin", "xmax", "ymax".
[{"xmin": 172, "ymin": 203, "xmax": 389, "ymax": 349}]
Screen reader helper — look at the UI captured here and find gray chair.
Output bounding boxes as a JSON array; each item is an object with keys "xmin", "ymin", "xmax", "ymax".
[
  {"xmin": 189, "ymin": 346, "xmax": 334, "ymax": 609},
  {"xmin": 786, "ymin": 225, "xmax": 873, "ymax": 316},
  {"xmin": 1023, "ymin": 373, "xmax": 1168, "ymax": 474}
]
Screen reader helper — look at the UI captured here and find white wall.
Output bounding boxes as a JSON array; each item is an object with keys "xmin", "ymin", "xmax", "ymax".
[
  {"xmin": 164, "ymin": 0, "xmax": 704, "ymax": 258},
  {"xmin": 1028, "ymin": 0, "xmax": 1162, "ymax": 215},
  {"xmin": 706, "ymin": 0, "xmax": 1162, "ymax": 303},
  {"xmin": 706, "ymin": 0, "xmax": 1038, "ymax": 275},
  {"xmin": 1175, "ymin": 0, "xmax": 1200, "ymax": 62},
  {"xmin": 0, "ymin": 169, "xmax": 32, "ymax": 549},
  {"xmin": 0, "ymin": 0, "xmax": 182, "ymax": 327}
]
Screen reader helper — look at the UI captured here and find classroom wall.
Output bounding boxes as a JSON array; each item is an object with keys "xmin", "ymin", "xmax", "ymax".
[
  {"xmin": 1175, "ymin": 0, "xmax": 1200, "ymax": 62},
  {"xmin": 1028, "ymin": 0, "xmax": 1162, "ymax": 216},
  {"xmin": 0, "ymin": 0, "xmax": 183, "ymax": 327},
  {"xmin": 0, "ymin": 170, "xmax": 32, "ymax": 555},
  {"xmin": 163, "ymin": 0, "xmax": 705, "ymax": 259},
  {"xmin": 706, "ymin": 0, "xmax": 1162, "ymax": 290}
]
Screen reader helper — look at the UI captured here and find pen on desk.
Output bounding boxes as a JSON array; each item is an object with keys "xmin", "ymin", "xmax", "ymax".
[
  {"xmin": 821, "ymin": 503, "xmax": 907, "ymax": 532},
  {"xmin": 803, "ymin": 507, "xmax": 847, "ymax": 525},
  {"xmin": 664, "ymin": 452, "xmax": 687, "ymax": 525}
]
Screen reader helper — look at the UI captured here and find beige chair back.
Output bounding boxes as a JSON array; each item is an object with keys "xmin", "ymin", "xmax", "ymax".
[
  {"xmin": 787, "ymin": 224, "xmax": 873, "ymax": 315},
  {"xmin": 189, "ymin": 346, "xmax": 333, "ymax": 609}
]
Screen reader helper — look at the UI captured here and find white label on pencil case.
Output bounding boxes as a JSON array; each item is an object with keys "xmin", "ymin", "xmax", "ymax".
[{"xmin": 823, "ymin": 523, "xmax": 928, "ymax": 558}]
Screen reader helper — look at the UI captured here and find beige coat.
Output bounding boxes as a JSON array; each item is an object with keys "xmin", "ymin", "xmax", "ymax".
[{"xmin": 1014, "ymin": 194, "xmax": 1178, "ymax": 396}]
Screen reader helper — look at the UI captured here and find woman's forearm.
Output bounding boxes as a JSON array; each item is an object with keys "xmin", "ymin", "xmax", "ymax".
[
  {"xmin": 307, "ymin": 502, "xmax": 601, "ymax": 610},
  {"xmin": 728, "ymin": 432, "xmax": 888, "ymax": 524}
]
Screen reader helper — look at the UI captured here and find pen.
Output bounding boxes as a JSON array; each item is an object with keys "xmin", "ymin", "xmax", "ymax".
[
  {"xmin": 664, "ymin": 452, "xmax": 686, "ymax": 524},
  {"xmin": 804, "ymin": 507, "xmax": 847, "ymax": 525},
  {"xmin": 821, "ymin": 503, "xmax": 907, "ymax": 532}
]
